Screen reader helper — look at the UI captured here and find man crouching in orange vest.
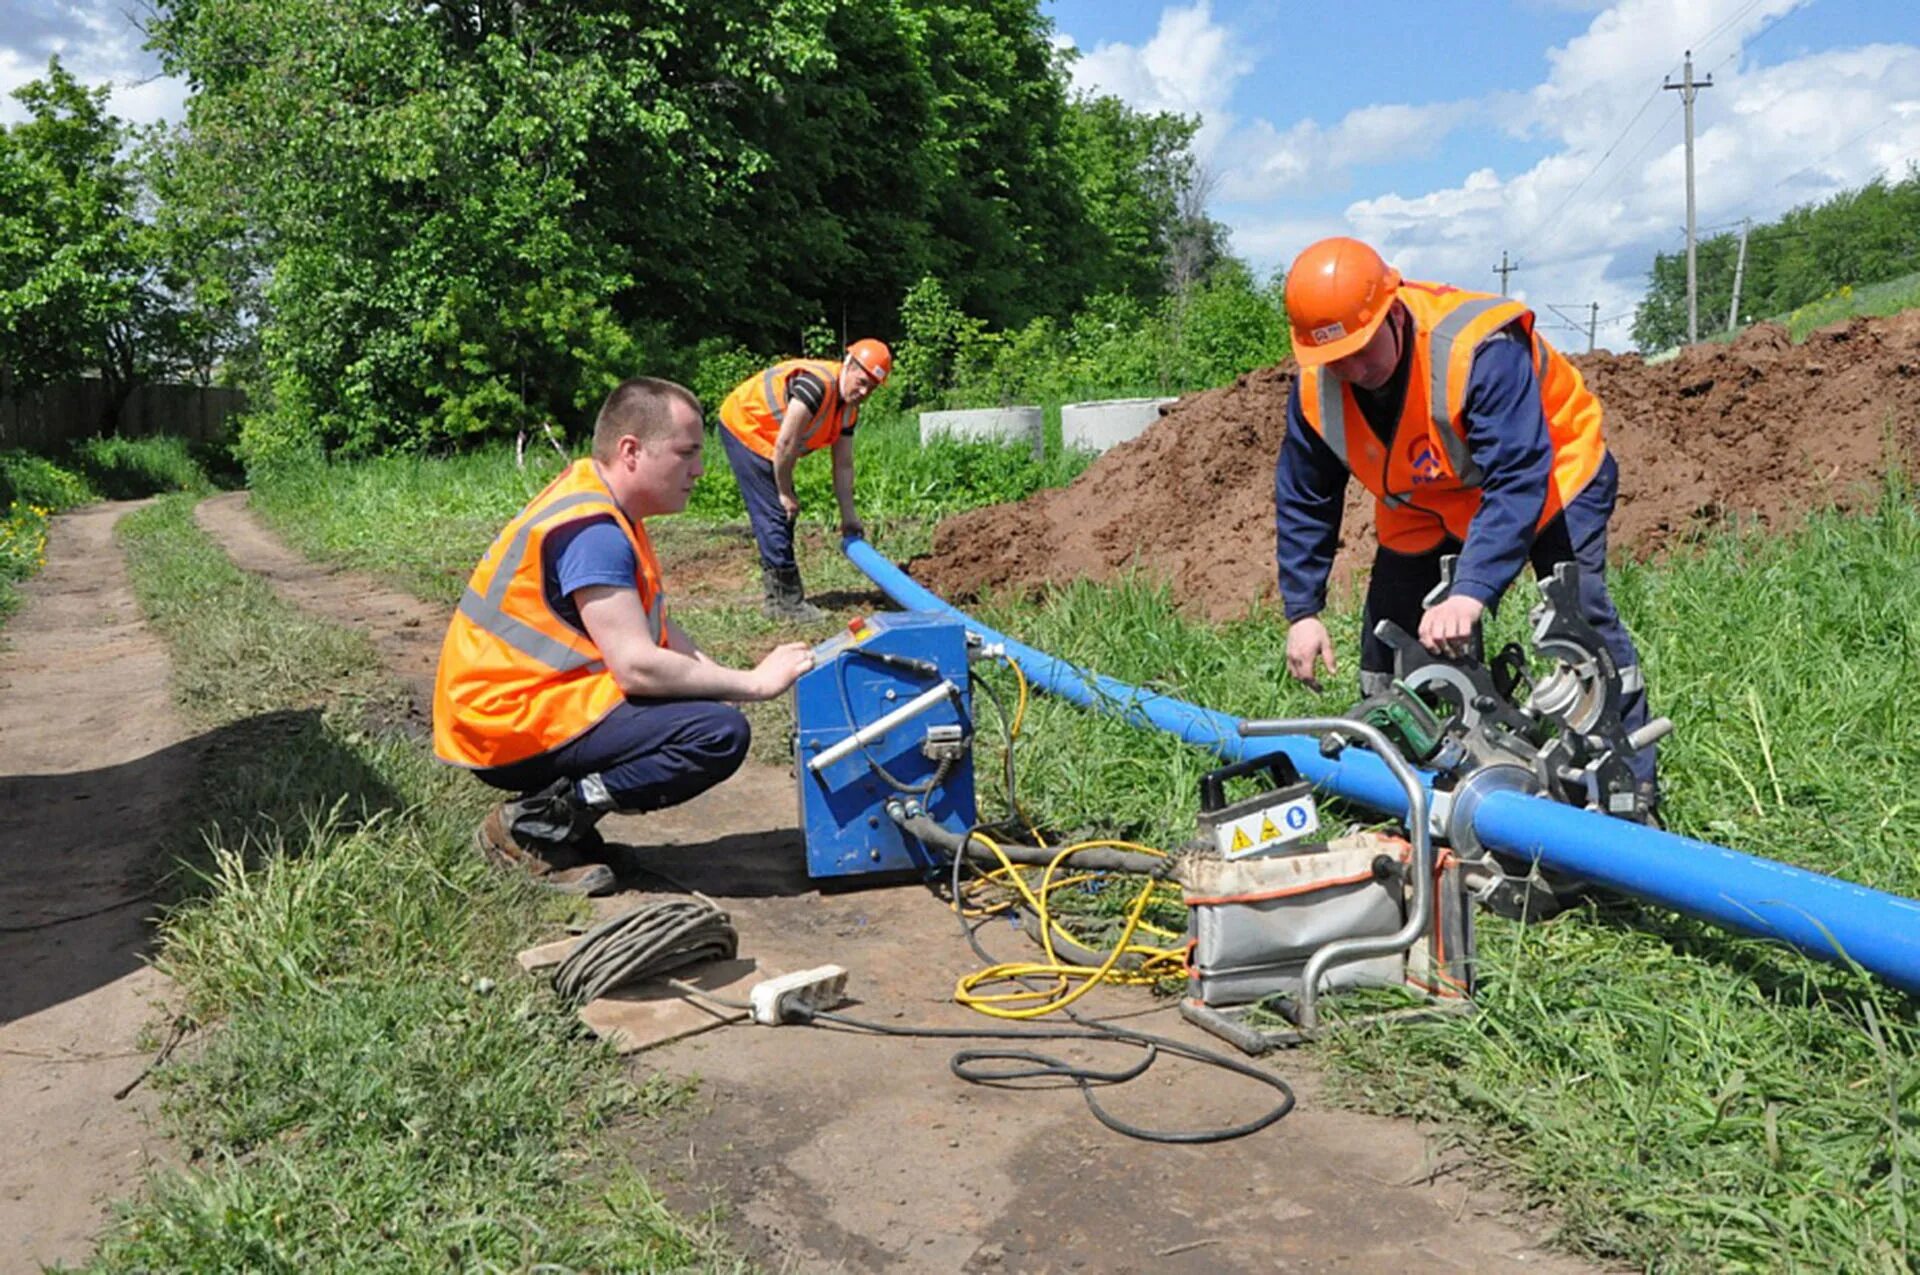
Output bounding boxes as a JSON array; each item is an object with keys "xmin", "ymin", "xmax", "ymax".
[
  {"xmin": 718, "ymin": 339, "xmax": 891, "ymax": 622},
  {"xmin": 1275, "ymin": 237, "xmax": 1660, "ymax": 816},
  {"xmin": 433, "ymin": 377, "xmax": 815, "ymax": 894}
]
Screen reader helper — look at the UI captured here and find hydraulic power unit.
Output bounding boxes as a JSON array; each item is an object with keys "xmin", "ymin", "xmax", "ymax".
[{"xmin": 793, "ymin": 612, "xmax": 977, "ymax": 880}]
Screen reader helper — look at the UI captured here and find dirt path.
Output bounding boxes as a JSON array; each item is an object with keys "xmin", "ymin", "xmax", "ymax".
[
  {"xmin": 0, "ymin": 502, "xmax": 185, "ymax": 1272},
  {"xmin": 195, "ymin": 490, "xmax": 446, "ymax": 720},
  {"xmin": 191, "ymin": 495, "xmax": 1604, "ymax": 1273}
]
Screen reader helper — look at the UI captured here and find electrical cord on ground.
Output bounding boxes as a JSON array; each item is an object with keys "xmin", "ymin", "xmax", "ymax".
[
  {"xmin": 796, "ymin": 1005, "xmax": 1295, "ymax": 1144},
  {"xmin": 552, "ymin": 896, "xmax": 737, "ymax": 1006},
  {"xmin": 657, "ymin": 961, "xmax": 1294, "ymax": 1144}
]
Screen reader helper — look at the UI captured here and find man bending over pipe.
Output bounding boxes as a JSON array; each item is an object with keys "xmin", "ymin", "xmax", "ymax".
[
  {"xmin": 433, "ymin": 377, "xmax": 814, "ymax": 895},
  {"xmin": 718, "ymin": 339, "xmax": 891, "ymax": 622},
  {"xmin": 1273, "ymin": 236, "xmax": 1660, "ymax": 810}
]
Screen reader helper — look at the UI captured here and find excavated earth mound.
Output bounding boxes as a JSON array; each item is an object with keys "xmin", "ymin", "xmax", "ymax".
[{"xmin": 911, "ymin": 311, "xmax": 1920, "ymax": 620}]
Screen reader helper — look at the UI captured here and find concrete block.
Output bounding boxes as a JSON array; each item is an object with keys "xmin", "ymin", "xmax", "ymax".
[
  {"xmin": 1060, "ymin": 397, "xmax": 1179, "ymax": 454},
  {"xmin": 919, "ymin": 406, "xmax": 1045, "ymax": 459}
]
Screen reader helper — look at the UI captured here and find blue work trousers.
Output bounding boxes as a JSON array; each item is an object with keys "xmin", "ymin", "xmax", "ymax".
[
  {"xmin": 720, "ymin": 427, "xmax": 797, "ymax": 573},
  {"xmin": 476, "ymin": 699, "xmax": 751, "ymax": 812},
  {"xmin": 1358, "ymin": 453, "xmax": 1656, "ymax": 785}
]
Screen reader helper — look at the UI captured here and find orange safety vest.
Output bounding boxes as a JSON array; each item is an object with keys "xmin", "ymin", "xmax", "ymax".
[
  {"xmin": 1296, "ymin": 281, "xmax": 1606, "ymax": 554},
  {"xmin": 432, "ymin": 459, "xmax": 669, "ymax": 769},
  {"xmin": 718, "ymin": 358, "xmax": 859, "ymax": 460}
]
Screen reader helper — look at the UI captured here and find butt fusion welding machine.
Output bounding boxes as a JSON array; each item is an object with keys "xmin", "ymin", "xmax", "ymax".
[{"xmin": 794, "ymin": 559, "xmax": 1670, "ymax": 1052}]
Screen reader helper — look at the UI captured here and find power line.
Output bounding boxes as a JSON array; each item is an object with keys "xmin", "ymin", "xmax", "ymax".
[
  {"xmin": 1690, "ymin": 0, "xmax": 1773, "ymax": 71},
  {"xmin": 1527, "ymin": 84, "xmax": 1671, "ymax": 258}
]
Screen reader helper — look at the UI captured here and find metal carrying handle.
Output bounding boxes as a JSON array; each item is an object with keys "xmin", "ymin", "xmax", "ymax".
[{"xmin": 1235, "ymin": 716, "xmax": 1434, "ymax": 1033}]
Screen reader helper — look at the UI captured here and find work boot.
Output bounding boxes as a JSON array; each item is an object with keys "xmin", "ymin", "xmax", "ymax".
[
  {"xmin": 475, "ymin": 779, "xmax": 615, "ymax": 896},
  {"xmin": 762, "ymin": 564, "xmax": 825, "ymax": 623}
]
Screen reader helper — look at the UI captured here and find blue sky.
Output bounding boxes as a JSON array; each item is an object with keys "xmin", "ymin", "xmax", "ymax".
[
  {"xmin": 4, "ymin": 1, "xmax": 1915, "ymax": 348},
  {"xmin": 1046, "ymin": 0, "xmax": 1920, "ymax": 346}
]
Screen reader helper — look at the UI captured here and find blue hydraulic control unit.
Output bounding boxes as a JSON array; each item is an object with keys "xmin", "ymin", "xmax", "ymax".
[{"xmin": 794, "ymin": 611, "xmax": 977, "ymax": 880}]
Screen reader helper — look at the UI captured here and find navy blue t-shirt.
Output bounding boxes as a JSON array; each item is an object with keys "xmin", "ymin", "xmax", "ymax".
[
  {"xmin": 543, "ymin": 517, "xmax": 638, "ymax": 635},
  {"xmin": 1273, "ymin": 323, "xmax": 1553, "ymax": 619}
]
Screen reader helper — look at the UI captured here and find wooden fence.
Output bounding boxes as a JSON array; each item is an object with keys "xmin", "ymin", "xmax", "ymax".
[{"xmin": 0, "ymin": 378, "xmax": 247, "ymax": 451}]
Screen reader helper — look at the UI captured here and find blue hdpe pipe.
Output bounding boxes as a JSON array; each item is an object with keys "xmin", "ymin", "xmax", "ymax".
[{"xmin": 844, "ymin": 538, "xmax": 1920, "ymax": 995}]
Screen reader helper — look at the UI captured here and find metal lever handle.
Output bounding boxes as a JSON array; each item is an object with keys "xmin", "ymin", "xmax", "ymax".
[{"xmin": 807, "ymin": 680, "xmax": 960, "ymax": 774}]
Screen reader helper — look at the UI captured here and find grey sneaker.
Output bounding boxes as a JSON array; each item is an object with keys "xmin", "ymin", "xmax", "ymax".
[{"xmin": 476, "ymin": 804, "xmax": 616, "ymax": 896}]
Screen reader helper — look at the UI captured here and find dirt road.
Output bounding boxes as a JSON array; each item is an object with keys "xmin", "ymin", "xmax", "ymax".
[{"xmin": 0, "ymin": 502, "xmax": 181, "ymax": 1272}]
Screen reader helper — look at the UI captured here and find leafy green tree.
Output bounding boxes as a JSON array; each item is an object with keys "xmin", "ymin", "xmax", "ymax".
[
  {"xmin": 1633, "ymin": 166, "xmax": 1920, "ymax": 349},
  {"xmin": 1060, "ymin": 93, "xmax": 1205, "ymax": 301},
  {"xmin": 0, "ymin": 59, "xmax": 139, "ymax": 395},
  {"xmin": 150, "ymin": 0, "xmax": 1215, "ymax": 454}
]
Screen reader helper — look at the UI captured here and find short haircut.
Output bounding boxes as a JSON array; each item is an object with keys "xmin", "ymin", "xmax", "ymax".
[{"xmin": 592, "ymin": 377, "xmax": 701, "ymax": 461}]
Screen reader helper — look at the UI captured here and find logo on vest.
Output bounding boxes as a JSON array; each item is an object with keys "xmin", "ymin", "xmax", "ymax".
[{"xmin": 1410, "ymin": 440, "xmax": 1445, "ymax": 484}]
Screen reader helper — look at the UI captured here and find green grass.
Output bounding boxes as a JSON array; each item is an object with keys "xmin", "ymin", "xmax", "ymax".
[
  {"xmin": 247, "ymin": 409, "xmax": 1092, "ymax": 607},
  {"xmin": 89, "ymin": 495, "xmax": 736, "ymax": 1273}
]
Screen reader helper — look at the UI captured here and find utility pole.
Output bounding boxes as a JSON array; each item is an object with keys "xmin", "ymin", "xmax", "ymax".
[
  {"xmin": 1589, "ymin": 301, "xmax": 1600, "ymax": 353},
  {"xmin": 1726, "ymin": 216, "xmax": 1752, "ymax": 332},
  {"xmin": 1664, "ymin": 50, "xmax": 1713, "ymax": 344},
  {"xmin": 1493, "ymin": 250, "xmax": 1518, "ymax": 295}
]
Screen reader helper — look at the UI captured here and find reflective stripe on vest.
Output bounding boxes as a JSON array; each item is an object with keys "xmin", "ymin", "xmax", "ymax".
[
  {"xmin": 1314, "ymin": 367, "xmax": 1411, "ymax": 510},
  {"xmin": 1426, "ymin": 298, "xmax": 1514, "ymax": 489},
  {"xmin": 456, "ymin": 489, "xmax": 663, "ymax": 665}
]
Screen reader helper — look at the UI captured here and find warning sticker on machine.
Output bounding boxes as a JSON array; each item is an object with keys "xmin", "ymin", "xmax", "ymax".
[{"xmin": 1213, "ymin": 793, "xmax": 1320, "ymax": 859}]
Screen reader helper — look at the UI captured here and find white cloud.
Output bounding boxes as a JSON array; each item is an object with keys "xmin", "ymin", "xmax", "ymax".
[
  {"xmin": 0, "ymin": 1, "xmax": 186, "ymax": 128},
  {"xmin": 1062, "ymin": 1, "xmax": 1254, "ymax": 153},
  {"xmin": 1226, "ymin": 0, "xmax": 1920, "ymax": 348}
]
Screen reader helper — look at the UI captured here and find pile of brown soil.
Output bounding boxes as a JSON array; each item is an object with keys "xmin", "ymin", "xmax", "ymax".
[{"xmin": 910, "ymin": 311, "xmax": 1920, "ymax": 620}]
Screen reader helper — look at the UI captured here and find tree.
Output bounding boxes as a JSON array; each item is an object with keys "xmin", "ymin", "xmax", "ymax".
[
  {"xmin": 1633, "ymin": 166, "xmax": 1920, "ymax": 349},
  {"xmin": 1060, "ymin": 92, "xmax": 1209, "ymax": 301},
  {"xmin": 148, "ymin": 0, "xmax": 1215, "ymax": 454},
  {"xmin": 0, "ymin": 59, "xmax": 139, "ymax": 394}
]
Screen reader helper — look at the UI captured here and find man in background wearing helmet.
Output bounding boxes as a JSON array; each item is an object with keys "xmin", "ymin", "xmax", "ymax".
[
  {"xmin": 719, "ymin": 340, "xmax": 892, "ymax": 622},
  {"xmin": 1273, "ymin": 236, "xmax": 1659, "ymax": 814}
]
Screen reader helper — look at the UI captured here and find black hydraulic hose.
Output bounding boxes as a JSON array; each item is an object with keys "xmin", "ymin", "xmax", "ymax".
[{"xmin": 890, "ymin": 805, "xmax": 1170, "ymax": 876}]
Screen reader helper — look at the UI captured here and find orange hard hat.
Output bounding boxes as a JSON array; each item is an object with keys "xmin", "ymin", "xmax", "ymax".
[
  {"xmin": 846, "ymin": 338, "xmax": 892, "ymax": 384},
  {"xmin": 1284, "ymin": 237, "xmax": 1402, "ymax": 366}
]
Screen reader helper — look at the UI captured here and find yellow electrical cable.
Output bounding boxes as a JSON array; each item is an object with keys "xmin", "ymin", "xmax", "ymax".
[{"xmin": 951, "ymin": 653, "xmax": 1190, "ymax": 1021}]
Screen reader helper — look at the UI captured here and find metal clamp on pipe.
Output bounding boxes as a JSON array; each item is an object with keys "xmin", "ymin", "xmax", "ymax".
[
  {"xmin": 1236, "ymin": 716, "xmax": 1435, "ymax": 1033},
  {"xmin": 806, "ymin": 679, "xmax": 961, "ymax": 774}
]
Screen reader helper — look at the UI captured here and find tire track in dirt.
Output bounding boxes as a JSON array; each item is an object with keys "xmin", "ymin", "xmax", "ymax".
[
  {"xmin": 194, "ymin": 490, "xmax": 445, "ymax": 727},
  {"xmin": 0, "ymin": 501, "xmax": 183, "ymax": 1272},
  {"xmin": 192, "ymin": 492, "xmax": 1605, "ymax": 1273}
]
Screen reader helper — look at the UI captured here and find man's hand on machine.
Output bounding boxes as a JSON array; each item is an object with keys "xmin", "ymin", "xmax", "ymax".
[
  {"xmin": 1419, "ymin": 594, "xmax": 1485, "ymax": 658},
  {"xmin": 752, "ymin": 641, "xmax": 815, "ymax": 698},
  {"xmin": 1285, "ymin": 616, "xmax": 1337, "ymax": 688}
]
